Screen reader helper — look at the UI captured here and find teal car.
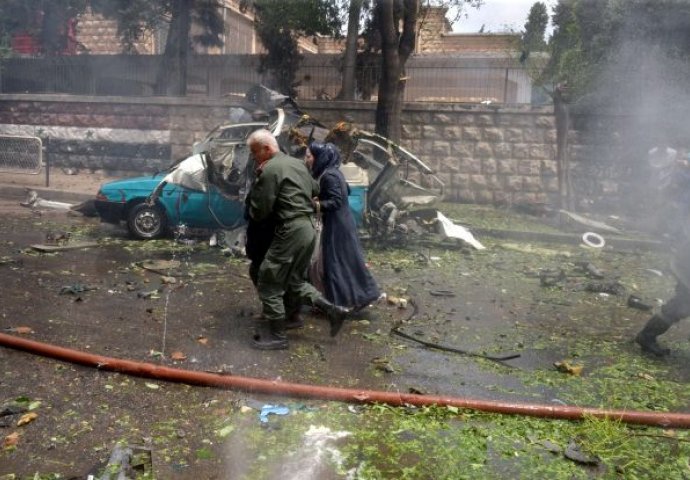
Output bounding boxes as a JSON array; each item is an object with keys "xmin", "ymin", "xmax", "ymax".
[{"xmin": 95, "ymin": 106, "xmax": 442, "ymax": 239}]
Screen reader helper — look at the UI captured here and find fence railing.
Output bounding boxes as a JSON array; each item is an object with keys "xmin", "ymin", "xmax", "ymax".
[
  {"xmin": 0, "ymin": 54, "xmax": 534, "ymax": 104},
  {"xmin": 0, "ymin": 135, "xmax": 42, "ymax": 174}
]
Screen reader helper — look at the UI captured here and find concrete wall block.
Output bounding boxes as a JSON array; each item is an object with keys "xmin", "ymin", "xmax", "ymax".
[
  {"xmin": 462, "ymin": 127, "xmax": 482, "ymax": 142},
  {"xmin": 450, "ymin": 142, "xmax": 473, "ymax": 158},
  {"xmin": 483, "ymin": 128, "xmax": 504, "ymax": 142},
  {"xmin": 544, "ymin": 129, "xmax": 557, "ymax": 143},
  {"xmin": 518, "ymin": 159, "xmax": 540, "ymax": 175},
  {"xmin": 485, "ymin": 174, "xmax": 502, "ymax": 189},
  {"xmin": 456, "ymin": 114, "xmax": 475, "ymax": 126},
  {"xmin": 402, "ymin": 124, "xmax": 421, "ymax": 138},
  {"xmin": 476, "ymin": 115, "xmax": 495, "ymax": 127},
  {"xmin": 456, "ymin": 188, "xmax": 476, "ymax": 203},
  {"xmin": 483, "ymin": 158, "xmax": 497, "ymax": 174},
  {"xmin": 459, "ymin": 157, "xmax": 482, "ymax": 174},
  {"xmin": 470, "ymin": 174, "xmax": 488, "ymax": 188},
  {"xmin": 536, "ymin": 116, "xmax": 556, "ymax": 129},
  {"xmin": 475, "ymin": 190, "xmax": 493, "ymax": 204},
  {"xmin": 504, "ymin": 175, "xmax": 523, "ymax": 191},
  {"xmin": 422, "ymin": 125, "xmax": 441, "ymax": 139},
  {"xmin": 529, "ymin": 144, "xmax": 551, "ymax": 160},
  {"xmin": 438, "ymin": 156, "xmax": 459, "ymax": 173},
  {"xmin": 431, "ymin": 141, "xmax": 451, "ymax": 157},
  {"xmin": 541, "ymin": 159, "xmax": 558, "ymax": 176},
  {"xmin": 432, "ymin": 113, "xmax": 454, "ymax": 124},
  {"xmin": 442, "ymin": 126, "xmax": 463, "ymax": 140},
  {"xmin": 493, "ymin": 190, "xmax": 511, "ymax": 205},
  {"xmin": 451, "ymin": 173, "xmax": 470, "ymax": 189},
  {"xmin": 523, "ymin": 128, "xmax": 542, "ymax": 143},
  {"xmin": 475, "ymin": 142, "xmax": 493, "ymax": 158},
  {"xmin": 497, "ymin": 159, "xmax": 517, "ymax": 174},
  {"xmin": 523, "ymin": 175, "xmax": 543, "ymax": 192},
  {"xmin": 493, "ymin": 142, "xmax": 512, "ymax": 159},
  {"xmin": 513, "ymin": 192, "xmax": 539, "ymax": 204},
  {"xmin": 512, "ymin": 143, "xmax": 530, "ymax": 159}
]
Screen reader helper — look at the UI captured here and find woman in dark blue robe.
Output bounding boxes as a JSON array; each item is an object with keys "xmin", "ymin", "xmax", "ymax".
[{"xmin": 307, "ymin": 142, "xmax": 381, "ymax": 310}]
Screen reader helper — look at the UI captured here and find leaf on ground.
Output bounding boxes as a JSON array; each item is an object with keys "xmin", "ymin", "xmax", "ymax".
[
  {"xmin": 145, "ymin": 383, "xmax": 160, "ymax": 390},
  {"xmin": 3, "ymin": 432, "xmax": 19, "ymax": 449},
  {"xmin": 4, "ymin": 326, "xmax": 34, "ymax": 334},
  {"xmin": 170, "ymin": 351, "xmax": 187, "ymax": 361},
  {"xmin": 17, "ymin": 412, "xmax": 38, "ymax": 426},
  {"xmin": 197, "ymin": 336, "xmax": 209, "ymax": 345}
]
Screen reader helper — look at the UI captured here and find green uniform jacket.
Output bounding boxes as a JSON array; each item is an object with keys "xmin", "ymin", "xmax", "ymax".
[
  {"xmin": 248, "ymin": 152, "xmax": 322, "ymax": 323},
  {"xmin": 249, "ymin": 152, "xmax": 319, "ymax": 223}
]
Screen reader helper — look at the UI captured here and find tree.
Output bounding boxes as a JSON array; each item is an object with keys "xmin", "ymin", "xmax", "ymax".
[
  {"xmin": 526, "ymin": 0, "xmax": 690, "ymax": 209},
  {"xmin": 248, "ymin": 0, "xmax": 342, "ymax": 97},
  {"xmin": 373, "ymin": 0, "xmax": 418, "ymax": 142},
  {"xmin": 91, "ymin": 0, "xmax": 225, "ymax": 95},
  {"xmin": 363, "ymin": 0, "xmax": 481, "ymax": 141},
  {"xmin": 520, "ymin": 2, "xmax": 548, "ymax": 62},
  {"xmin": 0, "ymin": 0, "xmax": 87, "ymax": 56},
  {"xmin": 339, "ymin": 0, "xmax": 364, "ymax": 100}
]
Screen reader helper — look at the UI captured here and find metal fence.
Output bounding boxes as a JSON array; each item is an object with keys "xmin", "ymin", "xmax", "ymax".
[
  {"xmin": 0, "ymin": 135, "xmax": 42, "ymax": 174},
  {"xmin": 0, "ymin": 54, "xmax": 534, "ymax": 104}
]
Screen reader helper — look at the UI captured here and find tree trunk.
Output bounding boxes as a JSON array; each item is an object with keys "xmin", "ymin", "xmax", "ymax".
[
  {"xmin": 340, "ymin": 0, "xmax": 362, "ymax": 100},
  {"xmin": 374, "ymin": 0, "xmax": 418, "ymax": 143},
  {"xmin": 155, "ymin": 0, "xmax": 192, "ymax": 96},
  {"xmin": 554, "ymin": 84, "xmax": 573, "ymax": 210}
]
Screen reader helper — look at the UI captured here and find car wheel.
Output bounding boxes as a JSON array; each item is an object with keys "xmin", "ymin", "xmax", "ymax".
[{"xmin": 127, "ymin": 202, "xmax": 166, "ymax": 239}]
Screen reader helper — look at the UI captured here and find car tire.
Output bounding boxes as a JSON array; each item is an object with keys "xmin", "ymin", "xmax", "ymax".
[{"xmin": 127, "ymin": 202, "xmax": 166, "ymax": 239}]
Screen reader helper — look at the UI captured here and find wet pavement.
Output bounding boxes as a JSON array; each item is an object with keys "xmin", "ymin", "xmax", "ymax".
[{"xmin": 1, "ymin": 174, "xmax": 690, "ymax": 478}]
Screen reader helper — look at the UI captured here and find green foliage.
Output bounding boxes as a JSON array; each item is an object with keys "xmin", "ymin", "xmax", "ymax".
[
  {"xmin": 521, "ymin": 1, "xmax": 548, "ymax": 57},
  {"xmin": 251, "ymin": 0, "xmax": 343, "ymax": 96},
  {"xmin": 540, "ymin": 0, "xmax": 690, "ymax": 102}
]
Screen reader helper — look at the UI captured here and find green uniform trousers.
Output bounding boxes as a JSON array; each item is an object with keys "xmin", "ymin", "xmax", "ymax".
[{"xmin": 257, "ymin": 216, "xmax": 321, "ymax": 324}]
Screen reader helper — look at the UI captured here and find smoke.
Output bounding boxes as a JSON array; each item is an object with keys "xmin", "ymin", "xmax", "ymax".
[{"xmin": 571, "ymin": 3, "xmax": 690, "ymax": 221}]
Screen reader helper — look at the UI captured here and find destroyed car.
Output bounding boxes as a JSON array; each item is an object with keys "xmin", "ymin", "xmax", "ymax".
[{"xmin": 94, "ymin": 87, "xmax": 444, "ymax": 240}]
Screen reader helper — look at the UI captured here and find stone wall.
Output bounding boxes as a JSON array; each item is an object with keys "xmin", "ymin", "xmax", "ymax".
[
  {"xmin": 0, "ymin": 94, "xmax": 572, "ymax": 206},
  {"xmin": 302, "ymin": 100, "xmax": 557, "ymax": 205}
]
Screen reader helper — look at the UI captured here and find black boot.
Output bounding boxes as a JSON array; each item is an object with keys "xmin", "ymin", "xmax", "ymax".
[
  {"xmin": 314, "ymin": 297, "xmax": 350, "ymax": 337},
  {"xmin": 285, "ymin": 311, "xmax": 304, "ymax": 330},
  {"xmin": 252, "ymin": 320, "xmax": 288, "ymax": 350},
  {"xmin": 635, "ymin": 315, "xmax": 672, "ymax": 356}
]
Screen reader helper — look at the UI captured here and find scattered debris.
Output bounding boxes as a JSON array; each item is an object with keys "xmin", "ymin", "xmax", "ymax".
[
  {"xmin": 259, "ymin": 405, "xmax": 290, "ymax": 423},
  {"xmin": 31, "ymin": 241, "xmax": 98, "ymax": 252},
  {"xmin": 563, "ymin": 440, "xmax": 600, "ymax": 466},
  {"xmin": 429, "ymin": 289, "xmax": 455, "ymax": 297},
  {"xmin": 98, "ymin": 443, "xmax": 153, "ymax": 480},
  {"xmin": 60, "ymin": 283, "xmax": 98, "ymax": 295},
  {"xmin": 436, "ymin": 211, "xmax": 485, "ymax": 249},
  {"xmin": 627, "ymin": 295, "xmax": 653, "ymax": 311},
  {"xmin": 16, "ymin": 412, "xmax": 37, "ymax": 426},
  {"xmin": 559, "ymin": 210, "xmax": 621, "ymax": 234},
  {"xmin": 583, "ymin": 281, "xmax": 625, "ymax": 296},
  {"xmin": 554, "ymin": 360, "xmax": 584, "ymax": 376},
  {"xmin": 582, "ymin": 232, "xmax": 606, "ymax": 249},
  {"xmin": 20, "ymin": 189, "xmax": 74, "ymax": 211},
  {"xmin": 3, "ymin": 326, "xmax": 34, "ymax": 334},
  {"xmin": 577, "ymin": 262, "xmax": 605, "ymax": 279}
]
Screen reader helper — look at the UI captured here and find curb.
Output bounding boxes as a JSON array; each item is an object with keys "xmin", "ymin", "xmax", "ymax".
[
  {"xmin": 474, "ymin": 227, "xmax": 665, "ymax": 252},
  {"xmin": 0, "ymin": 183, "xmax": 93, "ymax": 203}
]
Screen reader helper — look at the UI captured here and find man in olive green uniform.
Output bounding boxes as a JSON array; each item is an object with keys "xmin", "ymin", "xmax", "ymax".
[
  {"xmin": 635, "ymin": 238, "xmax": 690, "ymax": 356},
  {"xmin": 247, "ymin": 129, "xmax": 348, "ymax": 350}
]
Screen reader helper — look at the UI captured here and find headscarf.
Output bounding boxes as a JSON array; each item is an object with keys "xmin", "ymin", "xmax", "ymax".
[{"xmin": 309, "ymin": 142, "xmax": 342, "ymax": 179}]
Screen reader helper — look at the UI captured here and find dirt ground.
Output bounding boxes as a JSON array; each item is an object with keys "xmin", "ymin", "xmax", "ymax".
[{"xmin": 1, "ymin": 189, "xmax": 690, "ymax": 478}]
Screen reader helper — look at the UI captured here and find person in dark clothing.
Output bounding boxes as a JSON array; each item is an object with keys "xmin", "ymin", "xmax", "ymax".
[
  {"xmin": 307, "ymin": 142, "xmax": 381, "ymax": 311},
  {"xmin": 635, "ymin": 238, "xmax": 690, "ymax": 356},
  {"xmin": 246, "ymin": 130, "xmax": 349, "ymax": 350}
]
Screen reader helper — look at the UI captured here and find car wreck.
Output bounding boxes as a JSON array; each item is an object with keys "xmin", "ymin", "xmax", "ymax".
[{"xmin": 95, "ymin": 86, "xmax": 453, "ymax": 244}]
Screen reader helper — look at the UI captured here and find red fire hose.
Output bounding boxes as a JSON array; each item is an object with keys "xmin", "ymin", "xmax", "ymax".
[{"xmin": 2, "ymin": 332, "xmax": 689, "ymax": 428}]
